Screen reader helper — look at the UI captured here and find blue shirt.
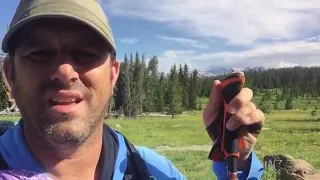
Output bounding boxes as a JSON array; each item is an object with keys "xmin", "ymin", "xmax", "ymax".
[{"xmin": 0, "ymin": 123, "xmax": 264, "ymax": 179}]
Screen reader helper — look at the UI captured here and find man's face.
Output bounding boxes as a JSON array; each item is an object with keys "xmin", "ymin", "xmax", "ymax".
[{"xmin": 4, "ymin": 18, "xmax": 119, "ymax": 149}]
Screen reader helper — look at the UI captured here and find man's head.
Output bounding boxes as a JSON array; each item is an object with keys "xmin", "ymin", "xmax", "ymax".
[{"xmin": 1, "ymin": 0, "xmax": 120, "ymax": 150}]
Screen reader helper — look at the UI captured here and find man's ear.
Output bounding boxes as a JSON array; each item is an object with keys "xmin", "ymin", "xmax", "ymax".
[
  {"xmin": 2, "ymin": 57, "xmax": 15, "ymax": 99},
  {"xmin": 110, "ymin": 59, "xmax": 120, "ymax": 89}
]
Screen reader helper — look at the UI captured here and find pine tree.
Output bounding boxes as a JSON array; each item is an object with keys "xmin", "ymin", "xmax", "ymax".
[
  {"xmin": 199, "ymin": 78, "xmax": 211, "ymax": 98},
  {"xmin": 114, "ymin": 55, "xmax": 125, "ymax": 112},
  {"xmin": 122, "ymin": 57, "xmax": 131, "ymax": 117},
  {"xmin": 167, "ymin": 64, "xmax": 182, "ymax": 118},
  {"xmin": 178, "ymin": 64, "xmax": 184, "ymax": 85},
  {"xmin": 142, "ymin": 61, "xmax": 151, "ymax": 113},
  {"xmin": 129, "ymin": 53, "xmax": 134, "ymax": 98},
  {"xmin": 276, "ymin": 93, "xmax": 281, "ymax": 102},
  {"xmin": 317, "ymin": 76, "xmax": 320, "ymax": 99},
  {"xmin": 149, "ymin": 56, "xmax": 159, "ymax": 112},
  {"xmin": 130, "ymin": 51, "xmax": 143, "ymax": 119},
  {"xmin": 189, "ymin": 69, "xmax": 198, "ymax": 110},
  {"xmin": 137, "ymin": 56, "xmax": 145, "ymax": 114},
  {"xmin": 285, "ymin": 97, "xmax": 293, "ymax": 110},
  {"xmin": 274, "ymin": 102, "xmax": 279, "ymax": 110},
  {"xmin": 156, "ymin": 72, "xmax": 165, "ymax": 112},
  {"xmin": 142, "ymin": 56, "xmax": 158, "ymax": 112},
  {"xmin": 259, "ymin": 100, "xmax": 271, "ymax": 114},
  {"xmin": 182, "ymin": 64, "xmax": 190, "ymax": 109},
  {"xmin": 198, "ymin": 100, "xmax": 202, "ymax": 110},
  {"xmin": 178, "ymin": 64, "xmax": 185, "ymax": 109}
]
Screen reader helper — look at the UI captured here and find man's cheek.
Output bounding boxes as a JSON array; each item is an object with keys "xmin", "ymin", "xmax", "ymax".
[{"xmin": 16, "ymin": 80, "xmax": 38, "ymax": 101}]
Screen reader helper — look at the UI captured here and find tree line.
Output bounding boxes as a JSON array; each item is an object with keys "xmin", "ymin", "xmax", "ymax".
[
  {"xmin": 198, "ymin": 66, "xmax": 320, "ymax": 99},
  {"xmin": 112, "ymin": 52, "xmax": 199, "ymax": 119},
  {"xmin": 112, "ymin": 53, "xmax": 319, "ymax": 119}
]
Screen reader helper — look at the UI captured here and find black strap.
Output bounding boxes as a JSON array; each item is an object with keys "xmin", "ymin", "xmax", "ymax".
[
  {"xmin": 0, "ymin": 151, "xmax": 9, "ymax": 169},
  {"xmin": 123, "ymin": 135, "xmax": 154, "ymax": 180}
]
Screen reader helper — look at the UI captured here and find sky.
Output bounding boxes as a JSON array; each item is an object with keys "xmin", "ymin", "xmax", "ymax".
[{"xmin": 1, "ymin": 0, "xmax": 320, "ymax": 73}]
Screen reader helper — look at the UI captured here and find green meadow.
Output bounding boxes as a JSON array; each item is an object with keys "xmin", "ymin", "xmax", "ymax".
[{"xmin": 1, "ymin": 106, "xmax": 319, "ymax": 180}]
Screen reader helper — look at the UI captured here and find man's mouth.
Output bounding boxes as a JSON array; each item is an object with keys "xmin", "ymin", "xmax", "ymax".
[
  {"xmin": 49, "ymin": 98, "xmax": 82, "ymax": 106},
  {"xmin": 46, "ymin": 91, "xmax": 84, "ymax": 113}
]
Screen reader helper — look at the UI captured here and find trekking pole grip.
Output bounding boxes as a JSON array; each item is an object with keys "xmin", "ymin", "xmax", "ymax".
[{"xmin": 221, "ymin": 71, "xmax": 245, "ymax": 180}]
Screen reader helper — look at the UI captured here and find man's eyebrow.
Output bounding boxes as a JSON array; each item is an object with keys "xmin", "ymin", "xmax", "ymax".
[
  {"xmin": 17, "ymin": 41, "xmax": 52, "ymax": 54},
  {"xmin": 75, "ymin": 37, "xmax": 104, "ymax": 46},
  {"xmin": 24, "ymin": 38, "xmax": 49, "ymax": 47},
  {"xmin": 74, "ymin": 39, "xmax": 110, "ymax": 52}
]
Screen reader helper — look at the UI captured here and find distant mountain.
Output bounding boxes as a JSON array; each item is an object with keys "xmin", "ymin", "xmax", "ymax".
[
  {"xmin": 206, "ymin": 68, "xmax": 233, "ymax": 75},
  {"xmin": 198, "ymin": 67, "xmax": 240, "ymax": 77},
  {"xmin": 198, "ymin": 66, "xmax": 267, "ymax": 77},
  {"xmin": 244, "ymin": 66, "xmax": 266, "ymax": 72}
]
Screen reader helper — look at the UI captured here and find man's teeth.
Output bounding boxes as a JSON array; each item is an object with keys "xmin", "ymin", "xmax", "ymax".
[{"xmin": 51, "ymin": 98, "xmax": 77, "ymax": 103}]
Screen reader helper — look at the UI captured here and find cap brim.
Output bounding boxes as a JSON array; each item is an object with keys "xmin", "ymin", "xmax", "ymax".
[{"xmin": 2, "ymin": 3, "xmax": 115, "ymax": 53}]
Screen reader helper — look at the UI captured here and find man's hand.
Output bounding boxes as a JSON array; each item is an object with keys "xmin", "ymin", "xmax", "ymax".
[{"xmin": 203, "ymin": 77, "xmax": 265, "ymax": 171}]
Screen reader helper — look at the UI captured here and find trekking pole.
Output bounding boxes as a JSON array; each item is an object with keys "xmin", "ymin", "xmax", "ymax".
[{"xmin": 220, "ymin": 71, "xmax": 245, "ymax": 180}]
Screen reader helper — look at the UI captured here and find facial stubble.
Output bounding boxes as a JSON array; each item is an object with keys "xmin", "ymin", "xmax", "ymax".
[{"xmin": 15, "ymin": 79, "xmax": 110, "ymax": 151}]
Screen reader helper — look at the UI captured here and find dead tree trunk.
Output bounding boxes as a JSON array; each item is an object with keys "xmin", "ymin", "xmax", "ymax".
[{"xmin": 0, "ymin": 58, "xmax": 19, "ymax": 114}]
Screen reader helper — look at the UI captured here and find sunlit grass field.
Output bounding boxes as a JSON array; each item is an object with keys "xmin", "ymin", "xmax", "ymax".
[{"xmin": 1, "ymin": 108, "xmax": 319, "ymax": 180}]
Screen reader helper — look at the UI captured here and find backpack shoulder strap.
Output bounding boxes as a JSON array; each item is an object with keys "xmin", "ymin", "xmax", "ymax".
[
  {"xmin": 103, "ymin": 125, "xmax": 155, "ymax": 180},
  {"xmin": 0, "ymin": 152, "xmax": 9, "ymax": 169},
  {"xmin": 122, "ymin": 135, "xmax": 154, "ymax": 180}
]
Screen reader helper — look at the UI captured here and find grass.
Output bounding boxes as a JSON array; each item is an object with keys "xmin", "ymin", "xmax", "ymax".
[
  {"xmin": 1, "ymin": 109, "xmax": 319, "ymax": 180},
  {"xmin": 106, "ymin": 110, "xmax": 320, "ymax": 179}
]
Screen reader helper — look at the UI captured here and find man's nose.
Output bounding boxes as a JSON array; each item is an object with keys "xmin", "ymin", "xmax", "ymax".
[{"xmin": 50, "ymin": 62, "xmax": 79, "ymax": 85}]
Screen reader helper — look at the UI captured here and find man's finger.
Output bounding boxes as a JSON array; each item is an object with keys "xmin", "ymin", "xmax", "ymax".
[
  {"xmin": 226, "ymin": 107, "xmax": 264, "ymax": 131},
  {"xmin": 238, "ymin": 128, "xmax": 257, "ymax": 156},
  {"xmin": 243, "ymin": 109, "xmax": 265, "ymax": 126},
  {"xmin": 226, "ymin": 113, "xmax": 250, "ymax": 131},
  {"xmin": 227, "ymin": 88, "xmax": 253, "ymax": 114},
  {"xmin": 247, "ymin": 101, "xmax": 257, "ymax": 111},
  {"xmin": 209, "ymin": 80, "xmax": 223, "ymax": 103},
  {"xmin": 203, "ymin": 80, "xmax": 223, "ymax": 127},
  {"xmin": 233, "ymin": 101, "xmax": 256, "ymax": 118}
]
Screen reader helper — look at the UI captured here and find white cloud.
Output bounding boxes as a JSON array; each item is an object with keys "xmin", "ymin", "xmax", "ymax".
[
  {"xmin": 103, "ymin": 0, "xmax": 320, "ymax": 72},
  {"xmin": 103, "ymin": 0, "xmax": 320, "ymax": 46},
  {"xmin": 119, "ymin": 38, "xmax": 140, "ymax": 44},
  {"xmin": 157, "ymin": 40, "xmax": 320, "ymax": 72},
  {"xmin": 305, "ymin": 35, "xmax": 320, "ymax": 42},
  {"xmin": 157, "ymin": 35, "xmax": 209, "ymax": 49},
  {"xmin": 157, "ymin": 50, "xmax": 198, "ymax": 73}
]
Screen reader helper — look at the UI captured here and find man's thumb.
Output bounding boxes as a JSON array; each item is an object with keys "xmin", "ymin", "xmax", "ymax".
[{"xmin": 203, "ymin": 80, "xmax": 223, "ymax": 127}]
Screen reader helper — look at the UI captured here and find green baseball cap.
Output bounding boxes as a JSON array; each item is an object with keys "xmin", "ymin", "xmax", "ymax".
[{"xmin": 2, "ymin": 0, "xmax": 116, "ymax": 53}]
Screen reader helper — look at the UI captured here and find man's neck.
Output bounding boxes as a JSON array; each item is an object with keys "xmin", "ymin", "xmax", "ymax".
[{"xmin": 23, "ymin": 123, "xmax": 104, "ymax": 180}]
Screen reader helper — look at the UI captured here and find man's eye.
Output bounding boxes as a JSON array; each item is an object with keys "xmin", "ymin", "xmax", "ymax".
[
  {"xmin": 71, "ymin": 50, "xmax": 100, "ymax": 63},
  {"xmin": 27, "ymin": 50, "xmax": 55, "ymax": 61}
]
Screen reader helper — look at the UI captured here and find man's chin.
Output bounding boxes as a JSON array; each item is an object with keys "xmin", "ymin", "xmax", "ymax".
[
  {"xmin": 43, "ymin": 125, "xmax": 91, "ymax": 149},
  {"xmin": 36, "ymin": 111, "xmax": 88, "ymax": 146},
  {"xmin": 33, "ymin": 106, "xmax": 101, "ymax": 149},
  {"xmin": 39, "ymin": 109, "xmax": 76, "ymax": 124}
]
